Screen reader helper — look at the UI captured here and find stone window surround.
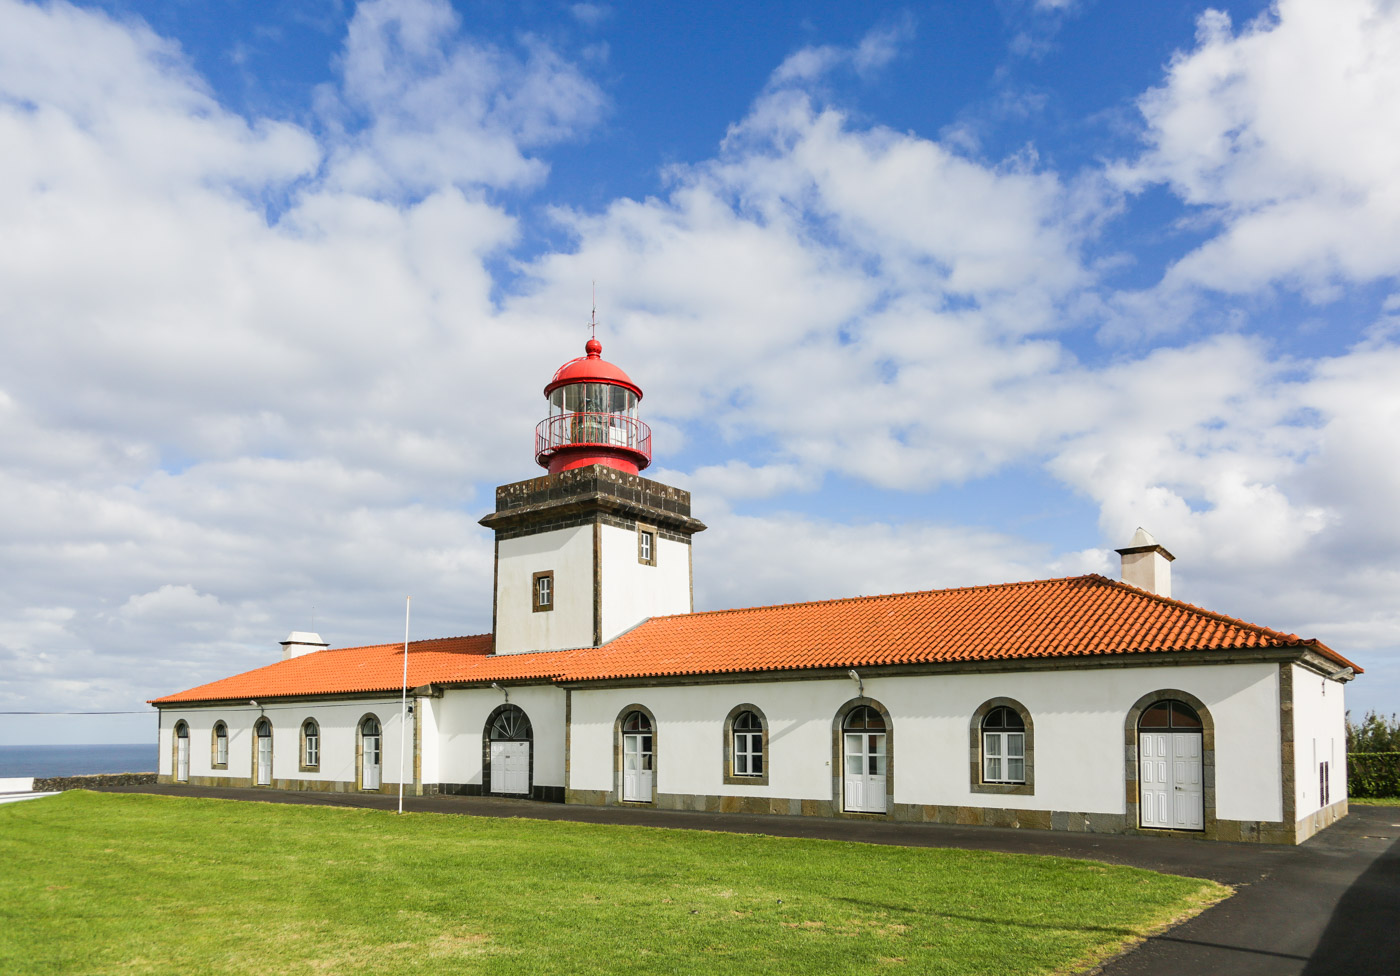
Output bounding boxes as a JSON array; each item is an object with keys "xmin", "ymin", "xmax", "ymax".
[
  {"xmin": 1124, "ymin": 689, "xmax": 1216, "ymax": 835},
  {"xmin": 356, "ymin": 712, "xmax": 383, "ymax": 792},
  {"xmin": 482, "ymin": 703, "xmax": 535, "ymax": 798},
  {"xmin": 722, "ymin": 703, "xmax": 770, "ymax": 786},
  {"xmin": 830, "ymin": 697, "xmax": 894, "ymax": 818},
  {"xmin": 532, "ymin": 570, "xmax": 554, "ymax": 613},
  {"xmin": 969, "ymin": 697, "xmax": 1035, "ymax": 796},
  {"xmin": 636, "ymin": 522, "xmax": 658, "ymax": 566},
  {"xmin": 251, "ymin": 717, "xmax": 273, "ymax": 787},
  {"xmin": 172, "ymin": 720, "xmax": 189, "ymax": 783},
  {"xmin": 612, "ymin": 703, "xmax": 657, "ymax": 805},
  {"xmin": 210, "ymin": 721, "xmax": 228, "ymax": 770},
  {"xmin": 299, "ymin": 718, "xmax": 321, "ymax": 773}
]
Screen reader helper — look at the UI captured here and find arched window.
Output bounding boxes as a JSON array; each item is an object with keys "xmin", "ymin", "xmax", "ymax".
[
  {"xmin": 723, "ymin": 706, "xmax": 768, "ymax": 785},
  {"xmin": 982, "ymin": 707, "xmax": 1025, "ymax": 783},
  {"xmin": 253, "ymin": 718, "xmax": 273, "ymax": 787},
  {"xmin": 489, "ymin": 706, "xmax": 532, "ymax": 741},
  {"xmin": 359, "ymin": 715, "xmax": 382, "ymax": 791},
  {"xmin": 485, "ymin": 705, "xmax": 533, "ymax": 796},
  {"xmin": 1138, "ymin": 700, "xmax": 1203, "ymax": 730},
  {"xmin": 211, "ymin": 722, "xmax": 228, "ymax": 769},
  {"xmin": 301, "ymin": 720, "xmax": 320, "ymax": 771},
  {"xmin": 616, "ymin": 707, "xmax": 655, "ymax": 803},
  {"xmin": 969, "ymin": 698, "xmax": 1034, "ymax": 796},
  {"xmin": 173, "ymin": 721, "xmax": 189, "ymax": 783}
]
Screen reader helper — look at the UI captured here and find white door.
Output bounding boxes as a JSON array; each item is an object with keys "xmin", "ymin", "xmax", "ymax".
[
  {"xmin": 491, "ymin": 740, "xmax": 530, "ymax": 795},
  {"xmin": 256, "ymin": 733, "xmax": 272, "ymax": 786},
  {"xmin": 622, "ymin": 732, "xmax": 653, "ymax": 801},
  {"xmin": 1139, "ymin": 732, "xmax": 1202, "ymax": 830},
  {"xmin": 363, "ymin": 733, "xmax": 382, "ymax": 790},
  {"xmin": 176, "ymin": 736, "xmax": 189, "ymax": 782},
  {"xmin": 844, "ymin": 732, "xmax": 887, "ymax": 813}
]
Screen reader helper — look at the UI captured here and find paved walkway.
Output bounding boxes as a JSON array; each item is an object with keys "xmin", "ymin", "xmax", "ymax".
[{"xmin": 91, "ymin": 784, "xmax": 1400, "ymax": 975}]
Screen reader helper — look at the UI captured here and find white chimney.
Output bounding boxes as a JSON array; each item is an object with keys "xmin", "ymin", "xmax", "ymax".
[
  {"xmin": 1115, "ymin": 528, "xmax": 1175, "ymax": 598},
  {"xmin": 279, "ymin": 631, "xmax": 329, "ymax": 660}
]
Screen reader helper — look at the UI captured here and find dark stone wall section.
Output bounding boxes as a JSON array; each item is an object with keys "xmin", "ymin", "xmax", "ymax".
[
  {"xmin": 35, "ymin": 772, "xmax": 157, "ymax": 791},
  {"xmin": 419, "ymin": 782, "xmax": 565, "ymax": 803},
  {"xmin": 494, "ymin": 466, "xmax": 694, "ymax": 517},
  {"xmin": 481, "ymin": 465, "xmax": 706, "ymax": 540}
]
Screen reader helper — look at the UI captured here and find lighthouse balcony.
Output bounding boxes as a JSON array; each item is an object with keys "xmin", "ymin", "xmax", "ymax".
[{"xmin": 535, "ymin": 413, "xmax": 653, "ymax": 467}]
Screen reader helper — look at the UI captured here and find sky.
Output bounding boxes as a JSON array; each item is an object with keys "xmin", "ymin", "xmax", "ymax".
[{"xmin": 2, "ymin": 0, "xmax": 1398, "ymax": 745}]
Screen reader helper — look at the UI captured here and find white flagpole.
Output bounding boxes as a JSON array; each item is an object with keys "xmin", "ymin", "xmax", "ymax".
[{"xmin": 398, "ymin": 596, "xmax": 411, "ymax": 815}]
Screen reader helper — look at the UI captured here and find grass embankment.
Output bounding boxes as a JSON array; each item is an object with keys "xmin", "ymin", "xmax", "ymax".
[
  {"xmin": 1348, "ymin": 796, "xmax": 1400, "ymax": 805},
  {"xmin": 0, "ymin": 792, "xmax": 1226, "ymax": 976}
]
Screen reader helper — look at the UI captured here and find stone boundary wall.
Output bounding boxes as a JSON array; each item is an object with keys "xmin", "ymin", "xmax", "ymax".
[{"xmin": 34, "ymin": 772, "xmax": 157, "ymax": 791}]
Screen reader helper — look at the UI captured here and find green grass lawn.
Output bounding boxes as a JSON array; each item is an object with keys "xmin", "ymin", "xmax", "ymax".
[
  {"xmin": 1348, "ymin": 796, "xmax": 1400, "ymax": 805},
  {"xmin": 0, "ymin": 792, "xmax": 1227, "ymax": 976}
]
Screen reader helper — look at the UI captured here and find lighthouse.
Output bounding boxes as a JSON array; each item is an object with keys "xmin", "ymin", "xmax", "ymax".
[
  {"xmin": 536, "ymin": 337, "xmax": 651, "ymax": 475},
  {"xmin": 481, "ymin": 338, "xmax": 706, "ymax": 654}
]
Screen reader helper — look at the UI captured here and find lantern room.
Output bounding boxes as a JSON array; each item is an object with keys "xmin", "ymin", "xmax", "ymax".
[{"xmin": 536, "ymin": 338, "xmax": 652, "ymax": 474}]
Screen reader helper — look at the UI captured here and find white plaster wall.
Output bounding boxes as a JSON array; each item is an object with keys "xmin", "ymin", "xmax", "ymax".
[
  {"xmin": 567, "ymin": 662, "xmax": 1284, "ymax": 822},
  {"xmin": 159, "ymin": 708, "xmax": 250, "ymax": 779},
  {"xmin": 418, "ymin": 696, "xmax": 440, "ymax": 786},
  {"xmin": 495, "ymin": 526, "xmax": 594, "ymax": 653},
  {"xmin": 1289, "ymin": 664, "xmax": 1348, "ymax": 818},
  {"xmin": 157, "ymin": 699, "xmax": 412, "ymax": 787},
  {"xmin": 434, "ymin": 685, "xmax": 568, "ymax": 789},
  {"xmin": 599, "ymin": 524, "xmax": 691, "ymax": 641}
]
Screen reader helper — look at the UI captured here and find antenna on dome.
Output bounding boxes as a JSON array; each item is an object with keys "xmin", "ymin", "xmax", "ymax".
[{"xmin": 590, "ymin": 281, "xmax": 597, "ymax": 340}]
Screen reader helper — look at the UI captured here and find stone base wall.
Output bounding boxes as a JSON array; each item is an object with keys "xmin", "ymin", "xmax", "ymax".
[
  {"xmin": 35, "ymin": 772, "xmax": 156, "ymax": 792},
  {"xmin": 1295, "ymin": 798, "xmax": 1348, "ymax": 844},
  {"xmin": 430, "ymin": 782, "xmax": 565, "ymax": 803},
  {"xmin": 152, "ymin": 775, "xmax": 565, "ymax": 803},
  {"xmin": 564, "ymin": 788, "xmax": 1326, "ymax": 844},
  {"xmin": 157, "ymin": 773, "xmax": 420, "ymax": 794}
]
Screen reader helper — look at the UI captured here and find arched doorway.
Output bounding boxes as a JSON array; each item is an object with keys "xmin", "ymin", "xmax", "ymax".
[
  {"xmin": 1137, "ymin": 699, "xmax": 1204, "ymax": 830},
  {"xmin": 174, "ymin": 722, "xmax": 189, "ymax": 783},
  {"xmin": 486, "ymin": 705, "xmax": 533, "ymax": 796},
  {"xmin": 841, "ymin": 705, "xmax": 887, "ymax": 813},
  {"xmin": 620, "ymin": 710, "xmax": 653, "ymax": 802},
  {"xmin": 360, "ymin": 716, "xmax": 382, "ymax": 791},
  {"xmin": 254, "ymin": 718, "xmax": 272, "ymax": 786}
]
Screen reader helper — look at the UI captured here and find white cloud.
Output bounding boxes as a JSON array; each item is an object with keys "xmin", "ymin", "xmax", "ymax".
[
  {"xmin": 322, "ymin": 0, "xmax": 606, "ymax": 194},
  {"xmin": 1117, "ymin": 0, "xmax": 1400, "ymax": 298},
  {"xmin": 770, "ymin": 20, "xmax": 913, "ymax": 87}
]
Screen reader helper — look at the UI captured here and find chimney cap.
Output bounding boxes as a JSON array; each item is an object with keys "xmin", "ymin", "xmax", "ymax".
[
  {"xmin": 1114, "ymin": 526, "xmax": 1175, "ymax": 561},
  {"xmin": 280, "ymin": 631, "xmax": 328, "ymax": 647}
]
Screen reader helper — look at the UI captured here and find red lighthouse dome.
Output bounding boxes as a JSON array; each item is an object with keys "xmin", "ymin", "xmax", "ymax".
[{"xmin": 536, "ymin": 339, "xmax": 652, "ymax": 474}]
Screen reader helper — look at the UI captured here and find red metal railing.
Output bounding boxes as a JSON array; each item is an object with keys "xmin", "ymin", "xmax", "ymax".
[{"xmin": 535, "ymin": 412, "xmax": 652, "ymax": 463}]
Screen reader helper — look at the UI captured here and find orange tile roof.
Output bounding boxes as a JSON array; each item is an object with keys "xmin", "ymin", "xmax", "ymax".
[
  {"xmin": 562, "ymin": 575, "xmax": 1357, "ymax": 680},
  {"xmin": 151, "ymin": 575, "xmax": 1357, "ymax": 704},
  {"xmin": 150, "ymin": 635, "xmax": 582, "ymax": 705}
]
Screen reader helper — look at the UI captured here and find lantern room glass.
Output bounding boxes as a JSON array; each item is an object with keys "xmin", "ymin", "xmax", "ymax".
[{"xmin": 551, "ymin": 383, "xmax": 636, "ymax": 420}]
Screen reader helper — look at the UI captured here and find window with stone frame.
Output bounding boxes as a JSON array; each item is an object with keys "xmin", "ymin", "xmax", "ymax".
[
  {"xmin": 969, "ymin": 698, "xmax": 1034, "ymax": 796},
  {"xmin": 212, "ymin": 722, "xmax": 228, "ymax": 768},
  {"xmin": 532, "ymin": 570, "xmax": 554, "ymax": 612},
  {"xmin": 301, "ymin": 719, "xmax": 320, "ymax": 770},
  {"xmin": 637, "ymin": 524, "xmax": 657, "ymax": 566}
]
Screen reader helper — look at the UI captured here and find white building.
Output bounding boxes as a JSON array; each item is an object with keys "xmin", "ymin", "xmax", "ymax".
[{"xmin": 152, "ymin": 339, "xmax": 1358, "ymax": 844}]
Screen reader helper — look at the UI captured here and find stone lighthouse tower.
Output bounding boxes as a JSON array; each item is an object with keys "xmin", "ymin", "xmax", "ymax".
[{"xmin": 480, "ymin": 338, "xmax": 706, "ymax": 654}]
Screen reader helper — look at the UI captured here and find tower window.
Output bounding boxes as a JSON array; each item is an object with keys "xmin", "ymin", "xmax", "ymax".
[
  {"xmin": 532, "ymin": 571, "xmax": 554, "ymax": 612},
  {"xmin": 637, "ymin": 525, "xmax": 657, "ymax": 566}
]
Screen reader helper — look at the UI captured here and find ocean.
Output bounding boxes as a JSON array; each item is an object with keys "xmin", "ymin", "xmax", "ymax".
[{"xmin": 0, "ymin": 743, "xmax": 157, "ymax": 778}]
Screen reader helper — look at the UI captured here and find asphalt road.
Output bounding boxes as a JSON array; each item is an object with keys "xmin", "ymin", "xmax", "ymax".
[{"xmin": 90, "ymin": 784, "xmax": 1400, "ymax": 975}]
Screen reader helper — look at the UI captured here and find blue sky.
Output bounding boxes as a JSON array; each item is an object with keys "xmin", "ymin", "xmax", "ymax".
[{"xmin": 1, "ymin": 0, "xmax": 1397, "ymax": 745}]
